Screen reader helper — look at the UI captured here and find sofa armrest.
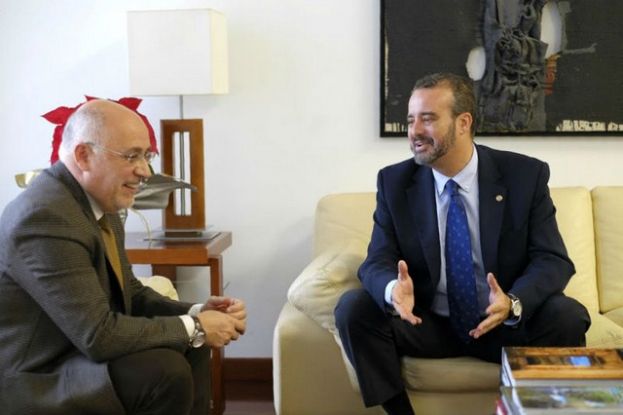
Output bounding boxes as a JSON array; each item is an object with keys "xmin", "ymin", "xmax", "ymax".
[
  {"xmin": 287, "ymin": 239, "xmax": 367, "ymax": 334},
  {"xmin": 273, "ymin": 302, "xmax": 381, "ymax": 415}
]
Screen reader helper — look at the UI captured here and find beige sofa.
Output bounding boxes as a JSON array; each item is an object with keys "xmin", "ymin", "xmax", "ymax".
[{"xmin": 273, "ymin": 187, "xmax": 623, "ymax": 415}]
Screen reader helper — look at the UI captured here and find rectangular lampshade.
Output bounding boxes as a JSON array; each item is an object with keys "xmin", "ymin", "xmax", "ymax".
[{"xmin": 127, "ymin": 9, "xmax": 228, "ymax": 96}]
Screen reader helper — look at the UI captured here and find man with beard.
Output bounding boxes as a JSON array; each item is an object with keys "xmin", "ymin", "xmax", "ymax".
[{"xmin": 334, "ymin": 73, "xmax": 590, "ymax": 415}]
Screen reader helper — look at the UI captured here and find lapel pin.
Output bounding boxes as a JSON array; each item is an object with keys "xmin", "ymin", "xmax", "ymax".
[{"xmin": 496, "ymin": 195, "xmax": 503, "ymax": 202}]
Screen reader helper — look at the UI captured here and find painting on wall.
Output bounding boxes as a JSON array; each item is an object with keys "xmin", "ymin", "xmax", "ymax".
[{"xmin": 381, "ymin": 0, "xmax": 623, "ymax": 137}]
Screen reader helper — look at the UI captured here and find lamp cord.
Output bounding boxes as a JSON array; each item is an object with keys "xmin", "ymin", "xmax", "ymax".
[{"xmin": 128, "ymin": 208, "xmax": 152, "ymax": 241}]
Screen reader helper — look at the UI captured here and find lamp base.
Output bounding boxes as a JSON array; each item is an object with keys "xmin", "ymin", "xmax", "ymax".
[
  {"xmin": 161, "ymin": 119, "xmax": 206, "ymax": 231},
  {"xmin": 163, "ymin": 229, "xmax": 205, "ymax": 238},
  {"xmin": 144, "ymin": 230, "xmax": 221, "ymax": 243}
]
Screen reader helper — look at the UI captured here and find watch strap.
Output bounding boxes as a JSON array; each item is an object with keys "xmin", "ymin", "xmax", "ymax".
[{"xmin": 504, "ymin": 293, "xmax": 522, "ymax": 327}]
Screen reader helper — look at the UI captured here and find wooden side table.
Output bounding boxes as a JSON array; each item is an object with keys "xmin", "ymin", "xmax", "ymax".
[{"xmin": 125, "ymin": 231, "xmax": 232, "ymax": 415}]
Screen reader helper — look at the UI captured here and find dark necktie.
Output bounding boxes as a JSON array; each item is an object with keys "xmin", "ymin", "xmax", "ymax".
[
  {"xmin": 99, "ymin": 215, "xmax": 124, "ymax": 290},
  {"xmin": 445, "ymin": 180, "xmax": 480, "ymax": 343}
]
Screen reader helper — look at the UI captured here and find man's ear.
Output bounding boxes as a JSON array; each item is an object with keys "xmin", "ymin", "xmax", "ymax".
[
  {"xmin": 73, "ymin": 143, "xmax": 92, "ymax": 171},
  {"xmin": 456, "ymin": 112, "xmax": 473, "ymax": 135}
]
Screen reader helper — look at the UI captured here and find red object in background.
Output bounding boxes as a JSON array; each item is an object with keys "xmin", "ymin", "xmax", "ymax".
[{"xmin": 42, "ymin": 96, "xmax": 158, "ymax": 165}]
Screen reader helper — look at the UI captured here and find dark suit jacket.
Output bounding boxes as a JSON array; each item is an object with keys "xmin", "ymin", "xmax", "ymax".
[
  {"xmin": 359, "ymin": 144, "xmax": 575, "ymax": 321},
  {"xmin": 0, "ymin": 162, "xmax": 194, "ymax": 414}
]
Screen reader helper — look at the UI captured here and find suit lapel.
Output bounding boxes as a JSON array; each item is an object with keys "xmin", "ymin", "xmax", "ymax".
[
  {"xmin": 49, "ymin": 162, "xmax": 129, "ymax": 312},
  {"xmin": 406, "ymin": 166, "xmax": 441, "ymax": 283},
  {"xmin": 477, "ymin": 146, "xmax": 506, "ymax": 276}
]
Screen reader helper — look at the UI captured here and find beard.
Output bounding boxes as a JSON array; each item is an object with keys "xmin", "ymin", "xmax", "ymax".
[{"xmin": 411, "ymin": 123, "xmax": 456, "ymax": 166}]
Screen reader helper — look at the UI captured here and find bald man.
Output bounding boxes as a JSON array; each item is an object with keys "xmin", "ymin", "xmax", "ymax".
[{"xmin": 0, "ymin": 100, "xmax": 246, "ymax": 415}]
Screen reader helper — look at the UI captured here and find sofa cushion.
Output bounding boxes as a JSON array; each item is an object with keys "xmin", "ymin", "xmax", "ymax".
[
  {"xmin": 586, "ymin": 311, "xmax": 623, "ymax": 347},
  {"xmin": 604, "ymin": 309, "xmax": 623, "ymax": 328},
  {"xmin": 288, "ymin": 238, "xmax": 367, "ymax": 334},
  {"xmin": 402, "ymin": 357, "xmax": 499, "ymax": 392},
  {"xmin": 550, "ymin": 187, "xmax": 599, "ymax": 312},
  {"xmin": 314, "ymin": 193, "xmax": 375, "ymax": 256},
  {"xmin": 137, "ymin": 275, "xmax": 179, "ymax": 300},
  {"xmin": 591, "ymin": 186, "xmax": 623, "ymax": 314}
]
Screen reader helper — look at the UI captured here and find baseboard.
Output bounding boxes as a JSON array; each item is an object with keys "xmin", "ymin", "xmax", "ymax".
[
  {"xmin": 224, "ymin": 357, "xmax": 272, "ymax": 381},
  {"xmin": 224, "ymin": 358, "xmax": 273, "ymax": 401}
]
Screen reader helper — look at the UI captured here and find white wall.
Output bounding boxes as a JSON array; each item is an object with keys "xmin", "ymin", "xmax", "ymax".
[{"xmin": 1, "ymin": 0, "xmax": 622, "ymax": 357}]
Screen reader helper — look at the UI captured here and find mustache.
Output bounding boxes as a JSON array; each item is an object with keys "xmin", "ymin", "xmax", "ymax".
[{"xmin": 411, "ymin": 135, "xmax": 433, "ymax": 144}]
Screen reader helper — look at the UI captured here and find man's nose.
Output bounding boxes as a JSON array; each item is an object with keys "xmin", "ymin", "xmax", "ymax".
[
  {"xmin": 409, "ymin": 119, "xmax": 423, "ymax": 137},
  {"xmin": 135, "ymin": 158, "xmax": 153, "ymax": 179}
]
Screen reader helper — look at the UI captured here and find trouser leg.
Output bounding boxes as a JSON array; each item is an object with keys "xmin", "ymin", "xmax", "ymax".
[
  {"xmin": 335, "ymin": 289, "xmax": 464, "ymax": 407},
  {"xmin": 187, "ymin": 346, "xmax": 211, "ymax": 415},
  {"xmin": 523, "ymin": 294, "xmax": 590, "ymax": 347},
  {"xmin": 108, "ymin": 347, "xmax": 211, "ymax": 415},
  {"xmin": 335, "ymin": 289, "xmax": 405, "ymax": 406},
  {"xmin": 335, "ymin": 288, "xmax": 590, "ymax": 407},
  {"xmin": 465, "ymin": 294, "xmax": 591, "ymax": 363}
]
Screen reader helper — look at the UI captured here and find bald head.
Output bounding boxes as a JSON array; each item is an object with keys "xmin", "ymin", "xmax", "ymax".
[
  {"xmin": 58, "ymin": 99, "xmax": 152, "ymax": 212},
  {"xmin": 59, "ymin": 100, "xmax": 146, "ymax": 163}
]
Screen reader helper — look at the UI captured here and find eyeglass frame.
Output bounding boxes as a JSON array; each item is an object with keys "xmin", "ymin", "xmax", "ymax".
[{"xmin": 84, "ymin": 141, "xmax": 157, "ymax": 165}]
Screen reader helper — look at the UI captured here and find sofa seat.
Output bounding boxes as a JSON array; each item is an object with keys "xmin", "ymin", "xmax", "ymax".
[
  {"xmin": 605, "ymin": 309, "xmax": 623, "ymax": 328},
  {"xmin": 401, "ymin": 357, "xmax": 498, "ymax": 392},
  {"xmin": 274, "ymin": 187, "xmax": 623, "ymax": 415}
]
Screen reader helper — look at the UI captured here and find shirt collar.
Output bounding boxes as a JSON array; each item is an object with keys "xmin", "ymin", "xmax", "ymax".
[
  {"xmin": 432, "ymin": 144, "xmax": 479, "ymax": 196},
  {"xmin": 85, "ymin": 193, "xmax": 105, "ymax": 221}
]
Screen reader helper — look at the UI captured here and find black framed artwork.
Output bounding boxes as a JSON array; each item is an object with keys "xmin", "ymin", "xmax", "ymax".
[{"xmin": 381, "ymin": 0, "xmax": 623, "ymax": 137}]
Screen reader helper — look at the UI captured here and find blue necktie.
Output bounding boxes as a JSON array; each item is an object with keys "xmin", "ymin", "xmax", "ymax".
[{"xmin": 445, "ymin": 180, "xmax": 480, "ymax": 343}]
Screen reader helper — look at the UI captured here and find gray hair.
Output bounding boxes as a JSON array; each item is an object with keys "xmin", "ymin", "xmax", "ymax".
[{"xmin": 58, "ymin": 104, "xmax": 105, "ymax": 161}]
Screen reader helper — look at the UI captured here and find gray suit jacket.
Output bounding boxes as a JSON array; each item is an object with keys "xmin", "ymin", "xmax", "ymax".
[{"xmin": 0, "ymin": 162, "xmax": 193, "ymax": 414}]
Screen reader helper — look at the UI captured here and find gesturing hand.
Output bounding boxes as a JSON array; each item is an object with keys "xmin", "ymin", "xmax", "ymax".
[
  {"xmin": 469, "ymin": 273, "xmax": 511, "ymax": 339},
  {"xmin": 391, "ymin": 260, "xmax": 422, "ymax": 325}
]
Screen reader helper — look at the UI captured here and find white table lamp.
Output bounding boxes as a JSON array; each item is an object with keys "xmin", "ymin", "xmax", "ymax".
[{"xmin": 127, "ymin": 9, "xmax": 228, "ymax": 235}]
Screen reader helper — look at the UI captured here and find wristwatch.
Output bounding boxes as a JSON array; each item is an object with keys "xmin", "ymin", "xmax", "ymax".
[
  {"xmin": 189, "ymin": 316, "xmax": 206, "ymax": 348},
  {"xmin": 505, "ymin": 293, "xmax": 523, "ymax": 326}
]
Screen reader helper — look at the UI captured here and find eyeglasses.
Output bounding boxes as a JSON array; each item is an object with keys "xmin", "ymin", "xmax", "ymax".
[{"xmin": 85, "ymin": 142, "xmax": 156, "ymax": 165}]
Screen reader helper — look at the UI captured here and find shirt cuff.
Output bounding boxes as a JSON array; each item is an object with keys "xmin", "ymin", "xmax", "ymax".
[
  {"xmin": 188, "ymin": 303, "xmax": 203, "ymax": 317},
  {"xmin": 180, "ymin": 304, "xmax": 204, "ymax": 337},
  {"xmin": 384, "ymin": 279, "xmax": 398, "ymax": 306}
]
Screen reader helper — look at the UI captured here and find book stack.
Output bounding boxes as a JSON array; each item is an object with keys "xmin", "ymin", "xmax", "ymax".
[{"xmin": 498, "ymin": 347, "xmax": 623, "ymax": 414}]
